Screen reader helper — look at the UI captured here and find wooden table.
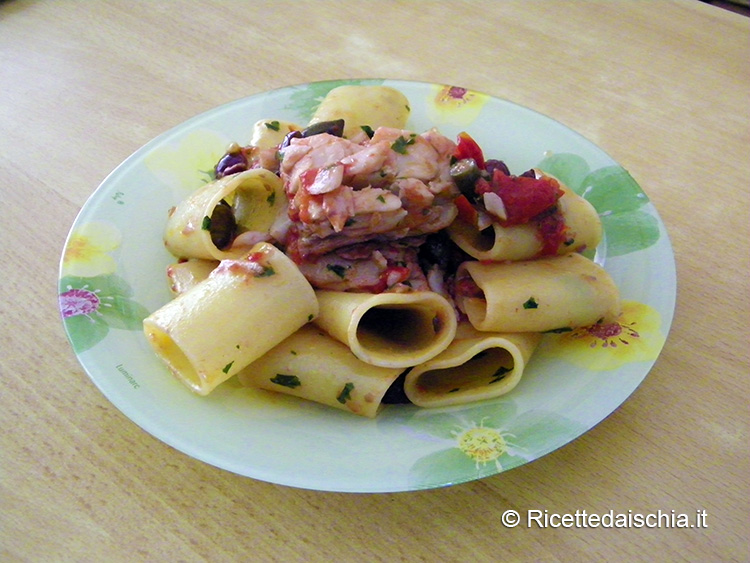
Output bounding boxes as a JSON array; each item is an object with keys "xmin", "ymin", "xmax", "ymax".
[{"xmin": 2, "ymin": 1, "xmax": 748, "ymax": 560}]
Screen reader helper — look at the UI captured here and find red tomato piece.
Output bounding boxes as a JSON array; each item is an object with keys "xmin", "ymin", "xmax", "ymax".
[
  {"xmin": 454, "ymin": 132, "xmax": 486, "ymax": 170},
  {"xmin": 477, "ymin": 170, "xmax": 563, "ymax": 226}
]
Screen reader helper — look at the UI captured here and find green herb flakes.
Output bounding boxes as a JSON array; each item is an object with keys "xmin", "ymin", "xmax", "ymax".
[
  {"xmin": 257, "ymin": 266, "xmax": 276, "ymax": 277},
  {"xmin": 265, "ymin": 120, "xmax": 281, "ymax": 131},
  {"xmin": 523, "ymin": 297, "xmax": 539, "ymax": 310},
  {"xmin": 201, "ymin": 216, "xmax": 212, "ymax": 230},
  {"xmin": 270, "ymin": 374, "xmax": 301, "ymax": 388},
  {"xmin": 337, "ymin": 382, "xmax": 355, "ymax": 404},
  {"xmin": 266, "ymin": 191, "xmax": 276, "ymax": 206},
  {"xmin": 360, "ymin": 125, "xmax": 375, "ymax": 138},
  {"xmin": 490, "ymin": 366, "xmax": 511, "ymax": 384},
  {"xmin": 326, "ymin": 264, "xmax": 348, "ymax": 279},
  {"xmin": 391, "ymin": 135, "xmax": 416, "ymax": 154},
  {"xmin": 222, "ymin": 361, "xmax": 234, "ymax": 374}
]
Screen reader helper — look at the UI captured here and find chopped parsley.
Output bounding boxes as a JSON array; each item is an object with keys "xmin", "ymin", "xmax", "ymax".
[
  {"xmin": 222, "ymin": 361, "xmax": 234, "ymax": 374},
  {"xmin": 264, "ymin": 120, "xmax": 281, "ymax": 131},
  {"xmin": 376, "ymin": 194, "xmax": 386, "ymax": 203},
  {"xmin": 523, "ymin": 297, "xmax": 539, "ymax": 310},
  {"xmin": 337, "ymin": 382, "xmax": 355, "ymax": 404},
  {"xmin": 490, "ymin": 366, "xmax": 511, "ymax": 384},
  {"xmin": 256, "ymin": 266, "xmax": 276, "ymax": 277},
  {"xmin": 307, "ymin": 314, "xmax": 314, "ymax": 322},
  {"xmin": 326, "ymin": 264, "xmax": 348, "ymax": 279},
  {"xmin": 391, "ymin": 134, "xmax": 416, "ymax": 154},
  {"xmin": 266, "ymin": 191, "xmax": 276, "ymax": 206},
  {"xmin": 360, "ymin": 125, "xmax": 375, "ymax": 138},
  {"xmin": 201, "ymin": 215, "xmax": 212, "ymax": 230},
  {"xmin": 270, "ymin": 374, "xmax": 301, "ymax": 388}
]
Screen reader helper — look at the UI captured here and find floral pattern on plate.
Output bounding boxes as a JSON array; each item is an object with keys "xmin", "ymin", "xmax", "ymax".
[
  {"xmin": 58, "ymin": 80, "xmax": 675, "ymax": 492},
  {"xmin": 59, "ymin": 222, "xmax": 149, "ymax": 353}
]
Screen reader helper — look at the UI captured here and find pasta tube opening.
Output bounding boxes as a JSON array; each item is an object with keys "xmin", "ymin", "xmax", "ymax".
[
  {"xmin": 144, "ymin": 243, "xmax": 318, "ymax": 395},
  {"xmin": 164, "ymin": 169, "xmax": 285, "ymax": 261},
  {"xmin": 455, "ymin": 253, "xmax": 621, "ymax": 333},
  {"xmin": 416, "ymin": 347, "xmax": 514, "ymax": 393},
  {"xmin": 404, "ymin": 327, "xmax": 541, "ymax": 408},
  {"xmin": 448, "ymin": 175, "xmax": 602, "ymax": 262},
  {"xmin": 314, "ymin": 290, "xmax": 457, "ymax": 368},
  {"xmin": 356, "ymin": 305, "xmax": 444, "ymax": 353},
  {"xmin": 143, "ymin": 324, "xmax": 205, "ymax": 393}
]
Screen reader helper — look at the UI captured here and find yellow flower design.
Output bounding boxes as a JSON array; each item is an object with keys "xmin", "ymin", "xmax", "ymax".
[
  {"xmin": 454, "ymin": 423, "xmax": 517, "ymax": 470},
  {"xmin": 62, "ymin": 221, "xmax": 122, "ymax": 277},
  {"xmin": 426, "ymin": 84, "xmax": 489, "ymax": 126},
  {"xmin": 541, "ymin": 301, "xmax": 665, "ymax": 371},
  {"xmin": 144, "ymin": 129, "xmax": 229, "ymax": 191}
]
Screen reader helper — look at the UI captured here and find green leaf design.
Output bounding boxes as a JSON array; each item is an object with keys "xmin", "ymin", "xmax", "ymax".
[
  {"xmin": 285, "ymin": 79, "xmax": 385, "ymax": 122},
  {"xmin": 59, "ymin": 273, "xmax": 150, "ymax": 352},
  {"xmin": 61, "ymin": 274, "xmax": 135, "ymax": 299},
  {"xmin": 508, "ymin": 410, "xmax": 587, "ymax": 456},
  {"xmin": 390, "ymin": 400, "xmax": 518, "ymax": 440},
  {"xmin": 64, "ymin": 314, "xmax": 110, "ymax": 353},
  {"xmin": 580, "ymin": 165, "xmax": 649, "ymax": 214},
  {"xmin": 98, "ymin": 295, "xmax": 151, "ymax": 329},
  {"xmin": 602, "ymin": 211, "xmax": 661, "ymax": 257},
  {"xmin": 537, "ymin": 153, "xmax": 591, "ymax": 193},
  {"xmin": 536, "ymin": 154, "xmax": 661, "ymax": 257}
]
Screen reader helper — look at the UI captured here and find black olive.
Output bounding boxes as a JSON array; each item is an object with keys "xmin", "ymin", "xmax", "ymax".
[
  {"xmin": 301, "ymin": 119, "xmax": 345, "ymax": 138},
  {"xmin": 484, "ymin": 159, "xmax": 511, "ymax": 177},
  {"xmin": 209, "ymin": 200, "xmax": 236, "ymax": 250},
  {"xmin": 417, "ymin": 231, "xmax": 471, "ymax": 277},
  {"xmin": 280, "ymin": 130, "xmax": 303, "ymax": 149},
  {"xmin": 215, "ymin": 150, "xmax": 248, "ymax": 179}
]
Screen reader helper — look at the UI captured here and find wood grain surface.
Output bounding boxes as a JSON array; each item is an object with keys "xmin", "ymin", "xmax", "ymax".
[{"xmin": 1, "ymin": 1, "xmax": 748, "ymax": 561}]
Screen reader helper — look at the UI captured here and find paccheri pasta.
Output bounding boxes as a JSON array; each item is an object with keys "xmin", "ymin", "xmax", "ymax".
[{"xmin": 144, "ymin": 84, "xmax": 622, "ymax": 416}]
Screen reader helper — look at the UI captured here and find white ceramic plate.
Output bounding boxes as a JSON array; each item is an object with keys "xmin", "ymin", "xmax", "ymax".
[{"xmin": 59, "ymin": 79, "xmax": 675, "ymax": 492}]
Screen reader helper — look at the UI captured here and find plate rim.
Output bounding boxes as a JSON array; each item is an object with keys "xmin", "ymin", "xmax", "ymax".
[{"xmin": 58, "ymin": 78, "xmax": 677, "ymax": 492}]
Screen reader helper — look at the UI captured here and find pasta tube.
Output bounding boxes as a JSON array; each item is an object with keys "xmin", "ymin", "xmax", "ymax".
[
  {"xmin": 166, "ymin": 259, "xmax": 218, "ymax": 296},
  {"xmin": 143, "ymin": 243, "xmax": 318, "ymax": 395},
  {"xmin": 456, "ymin": 253, "xmax": 621, "ymax": 333},
  {"xmin": 309, "ymin": 85, "xmax": 411, "ymax": 140},
  {"xmin": 313, "ymin": 290, "xmax": 457, "ymax": 369},
  {"xmin": 249, "ymin": 118, "xmax": 301, "ymax": 149},
  {"xmin": 448, "ymin": 178, "xmax": 602, "ymax": 261},
  {"xmin": 238, "ymin": 325, "xmax": 403, "ymax": 418},
  {"xmin": 164, "ymin": 168, "xmax": 284, "ymax": 261},
  {"xmin": 404, "ymin": 323, "xmax": 541, "ymax": 408}
]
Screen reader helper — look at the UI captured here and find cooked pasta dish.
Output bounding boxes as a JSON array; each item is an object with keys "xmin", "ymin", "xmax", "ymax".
[{"xmin": 143, "ymin": 85, "xmax": 621, "ymax": 417}]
